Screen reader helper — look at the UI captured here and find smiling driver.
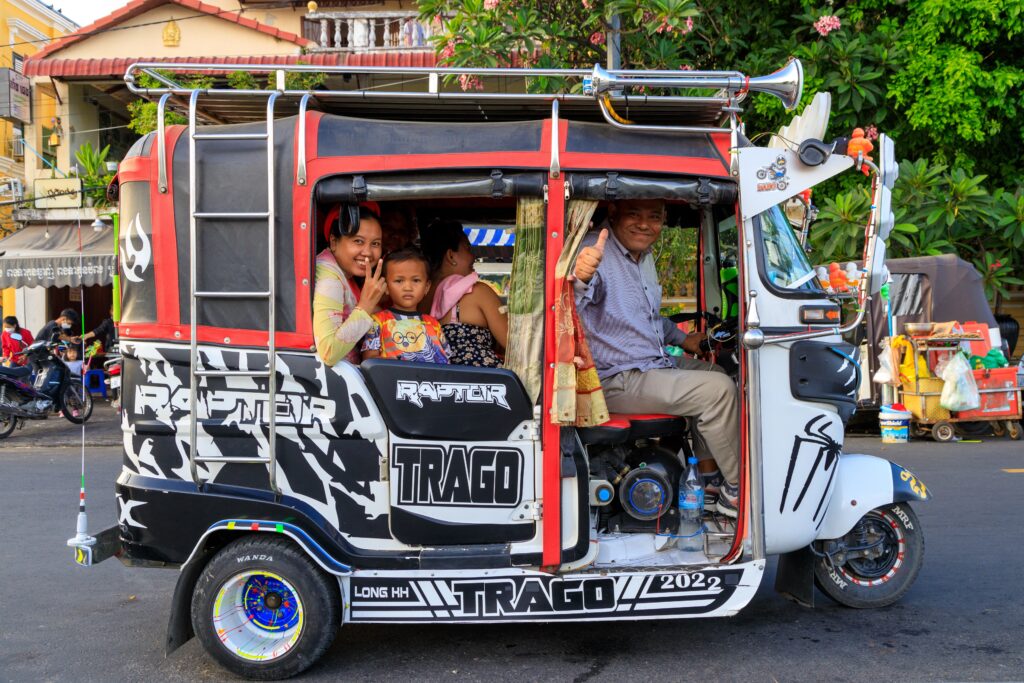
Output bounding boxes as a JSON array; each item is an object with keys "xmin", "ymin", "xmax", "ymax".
[{"xmin": 573, "ymin": 199, "xmax": 741, "ymax": 517}]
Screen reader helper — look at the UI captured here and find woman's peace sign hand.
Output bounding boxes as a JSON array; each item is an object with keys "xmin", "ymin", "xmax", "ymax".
[{"xmin": 356, "ymin": 259, "xmax": 387, "ymax": 313}]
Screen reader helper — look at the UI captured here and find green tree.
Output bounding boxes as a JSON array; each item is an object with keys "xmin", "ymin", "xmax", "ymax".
[{"xmin": 422, "ymin": 0, "xmax": 1023, "ymax": 304}]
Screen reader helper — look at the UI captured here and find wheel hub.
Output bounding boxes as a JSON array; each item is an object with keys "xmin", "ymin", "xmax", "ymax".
[{"xmin": 213, "ymin": 570, "xmax": 304, "ymax": 661}]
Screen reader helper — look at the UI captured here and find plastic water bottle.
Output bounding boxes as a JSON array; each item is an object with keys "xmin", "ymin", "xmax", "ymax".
[{"xmin": 677, "ymin": 456, "xmax": 705, "ymax": 551}]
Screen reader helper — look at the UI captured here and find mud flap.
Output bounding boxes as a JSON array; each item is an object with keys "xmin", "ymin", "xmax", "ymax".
[
  {"xmin": 165, "ymin": 551, "xmax": 211, "ymax": 655},
  {"xmin": 774, "ymin": 545, "xmax": 816, "ymax": 608}
]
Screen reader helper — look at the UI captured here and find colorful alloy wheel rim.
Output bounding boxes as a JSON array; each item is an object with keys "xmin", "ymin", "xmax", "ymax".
[
  {"xmin": 212, "ymin": 570, "xmax": 304, "ymax": 661},
  {"xmin": 837, "ymin": 509, "xmax": 905, "ymax": 587}
]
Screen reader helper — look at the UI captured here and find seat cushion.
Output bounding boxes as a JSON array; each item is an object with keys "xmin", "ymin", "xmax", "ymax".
[
  {"xmin": 577, "ymin": 417, "xmax": 631, "ymax": 445},
  {"xmin": 0, "ymin": 364, "xmax": 32, "ymax": 379},
  {"xmin": 611, "ymin": 412, "xmax": 688, "ymax": 439}
]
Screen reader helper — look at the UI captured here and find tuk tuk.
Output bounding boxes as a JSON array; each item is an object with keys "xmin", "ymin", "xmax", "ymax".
[{"xmin": 70, "ymin": 60, "xmax": 929, "ymax": 679}]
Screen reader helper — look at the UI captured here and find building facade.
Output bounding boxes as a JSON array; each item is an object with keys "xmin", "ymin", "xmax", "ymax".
[{"xmin": 0, "ymin": 0, "xmax": 76, "ymax": 323}]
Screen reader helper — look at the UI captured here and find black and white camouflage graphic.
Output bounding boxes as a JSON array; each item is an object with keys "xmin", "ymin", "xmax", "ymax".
[{"xmin": 121, "ymin": 341, "xmax": 394, "ymax": 543}]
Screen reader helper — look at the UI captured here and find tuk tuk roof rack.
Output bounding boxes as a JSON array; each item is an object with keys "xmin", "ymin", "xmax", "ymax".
[{"xmin": 123, "ymin": 60, "xmax": 802, "ymax": 129}]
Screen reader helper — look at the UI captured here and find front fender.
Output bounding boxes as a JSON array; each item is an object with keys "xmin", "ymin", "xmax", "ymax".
[{"xmin": 815, "ymin": 454, "xmax": 930, "ymax": 540}]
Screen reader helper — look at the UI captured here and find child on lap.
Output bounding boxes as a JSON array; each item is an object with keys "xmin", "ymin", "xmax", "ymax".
[{"xmin": 362, "ymin": 248, "xmax": 451, "ymax": 364}]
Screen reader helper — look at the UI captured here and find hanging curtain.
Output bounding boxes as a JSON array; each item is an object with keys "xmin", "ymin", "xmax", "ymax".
[
  {"xmin": 551, "ymin": 199, "xmax": 609, "ymax": 427},
  {"xmin": 504, "ymin": 197, "xmax": 546, "ymax": 403}
]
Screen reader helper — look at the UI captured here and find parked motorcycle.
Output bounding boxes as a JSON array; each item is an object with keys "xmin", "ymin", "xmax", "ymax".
[
  {"xmin": 103, "ymin": 341, "xmax": 122, "ymax": 411},
  {"xmin": 0, "ymin": 340, "xmax": 94, "ymax": 439}
]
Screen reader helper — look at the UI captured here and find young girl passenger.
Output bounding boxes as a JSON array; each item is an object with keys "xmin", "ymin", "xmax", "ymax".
[{"xmin": 361, "ymin": 248, "xmax": 451, "ymax": 364}]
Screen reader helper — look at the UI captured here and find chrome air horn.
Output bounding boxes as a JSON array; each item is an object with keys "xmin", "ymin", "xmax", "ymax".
[{"xmin": 584, "ymin": 58, "xmax": 804, "ymax": 111}]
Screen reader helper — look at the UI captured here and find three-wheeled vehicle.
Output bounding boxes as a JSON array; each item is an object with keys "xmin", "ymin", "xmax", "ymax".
[{"xmin": 70, "ymin": 59, "xmax": 929, "ymax": 679}]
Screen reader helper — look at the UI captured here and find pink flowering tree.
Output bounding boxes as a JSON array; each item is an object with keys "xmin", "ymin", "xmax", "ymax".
[{"xmin": 418, "ymin": 0, "xmax": 1024, "ymax": 300}]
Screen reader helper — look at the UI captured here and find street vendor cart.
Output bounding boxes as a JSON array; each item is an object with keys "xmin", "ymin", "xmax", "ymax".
[{"xmin": 898, "ymin": 332, "xmax": 1022, "ymax": 441}]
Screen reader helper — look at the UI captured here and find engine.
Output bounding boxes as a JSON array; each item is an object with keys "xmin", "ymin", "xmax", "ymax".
[{"xmin": 588, "ymin": 442, "xmax": 684, "ymax": 534}]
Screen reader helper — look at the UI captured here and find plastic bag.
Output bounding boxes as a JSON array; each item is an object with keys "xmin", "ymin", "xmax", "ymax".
[
  {"xmin": 873, "ymin": 338, "xmax": 896, "ymax": 385},
  {"xmin": 890, "ymin": 335, "xmax": 930, "ymax": 384},
  {"xmin": 939, "ymin": 353, "xmax": 980, "ymax": 412}
]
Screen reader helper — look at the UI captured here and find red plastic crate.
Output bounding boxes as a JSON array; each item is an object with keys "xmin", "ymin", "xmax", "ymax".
[{"xmin": 956, "ymin": 366, "xmax": 1021, "ymax": 420}]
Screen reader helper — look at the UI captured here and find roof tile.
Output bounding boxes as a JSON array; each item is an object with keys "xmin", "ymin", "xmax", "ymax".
[{"xmin": 25, "ymin": 0, "xmax": 311, "ymax": 66}]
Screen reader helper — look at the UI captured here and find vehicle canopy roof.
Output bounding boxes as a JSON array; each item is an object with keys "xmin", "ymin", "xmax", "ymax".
[{"xmin": 117, "ymin": 109, "xmax": 738, "ymax": 349}]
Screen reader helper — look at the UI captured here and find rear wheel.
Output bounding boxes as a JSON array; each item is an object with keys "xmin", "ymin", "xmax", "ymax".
[
  {"xmin": 1008, "ymin": 421, "xmax": 1021, "ymax": 441},
  {"xmin": 0, "ymin": 412, "xmax": 16, "ymax": 439},
  {"xmin": 60, "ymin": 382, "xmax": 93, "ymax": 424},
  {"xmin": 813, "ymin": 503, "xmax": 924, "ymax": 609},
  {"xmin": 191, "ymin": 536, "xmax": 340, "ymax": 680}
]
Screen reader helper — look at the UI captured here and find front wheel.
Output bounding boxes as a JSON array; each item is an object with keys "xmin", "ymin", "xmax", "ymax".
[
  {"xmin": 813, "ymin": 503, "xmax": 924, "ymax": 609},
  {"xmin": 60, "ymin": 382, "xmax": 93, "ymax": 424},
  {"xmin": 191, "ymin": 536, "xmax": 340, "ymax": 680}
]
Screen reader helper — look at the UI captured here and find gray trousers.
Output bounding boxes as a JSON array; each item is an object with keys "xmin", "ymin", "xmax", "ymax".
[{"xmin": 601, "ymin": 356, "xmax": 739, "ymax": 484}]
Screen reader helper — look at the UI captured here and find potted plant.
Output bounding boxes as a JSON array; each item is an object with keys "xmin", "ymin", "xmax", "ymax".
[{"xmin": 74, "ymin": 142, "xmax": 115, "ymax": 207}]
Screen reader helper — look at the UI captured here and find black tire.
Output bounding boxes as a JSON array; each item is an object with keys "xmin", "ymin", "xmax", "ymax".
[
  {"xmin": 931, "ymin": 420, "xmax": 956, "ymax": 442},
  {"xmin": 813, "ymin": 503, "xmax": 924, "ymax": 609},
  {"xmin": 1008, "ymin": 421, "xmax": 1021, "ymax": 441},
  {"xmin": 191, "ymin": 536, "xmax": 340, "ymax": 680},
  {"xmin": 60, "ymin": 382, "xmax": 93, "ymax": 424},
  {"xmin": 0, "ymin": 412, "xmax": 16, "ymax": 439},
  {"xmin": 956, "ymin": 421, "xmax": 991, "ymax": 437}
]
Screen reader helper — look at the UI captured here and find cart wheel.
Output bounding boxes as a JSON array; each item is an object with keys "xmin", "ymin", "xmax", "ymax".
[
  {"xmin": 910, "ymin": 424, "xmax": 929, "ymax": 439},
  {"xmin": 932, "ymin": 421, "xmax": 956, "ymax": 443},
  {"xmin": 191, "ymin": 536, "xmax": 340, "ymax": 679},
  {"xmin": 992, "ymin": 421, "xmax": 1007, "ymax": 437},
  {"xmin": 813, "ymin": 503, "xmax": 925, "ymax": 608},
  {"xmin": 1008, "ymin": 421, "xmax": 1022, "ymax": 441}
]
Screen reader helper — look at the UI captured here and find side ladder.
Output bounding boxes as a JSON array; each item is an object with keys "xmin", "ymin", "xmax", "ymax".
[{"xmin": 185, "ymin": 89, "xmax": 282, "ymax": 494}]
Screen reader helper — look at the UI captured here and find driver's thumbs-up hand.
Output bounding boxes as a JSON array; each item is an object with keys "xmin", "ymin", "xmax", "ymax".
[{"xmin": 572, "ymin": 228, "xmax": 608, "ymax": 284}]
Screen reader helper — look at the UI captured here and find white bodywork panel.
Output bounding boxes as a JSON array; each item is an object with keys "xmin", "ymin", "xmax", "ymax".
[
  {"xmin": 738, "ymin": 146, "xmax": 854, "ymax": 220},
  {"xmin": 815, "ymin": 453, "xmax": 895, "ymax": 540},
  {"xmin": 340, "ymin": 561, "xmax": 765, "ymax": 623}
]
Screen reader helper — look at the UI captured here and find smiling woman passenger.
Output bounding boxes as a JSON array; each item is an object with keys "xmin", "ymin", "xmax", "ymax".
[{"xmin": 312, "ymin": 203, "xmax": 387, "ymax": 366}]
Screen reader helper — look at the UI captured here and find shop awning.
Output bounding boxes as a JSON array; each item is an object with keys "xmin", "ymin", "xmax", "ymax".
[{"xmin": 0, "ymin": 224, "xmax": 116, "ymax": 288}]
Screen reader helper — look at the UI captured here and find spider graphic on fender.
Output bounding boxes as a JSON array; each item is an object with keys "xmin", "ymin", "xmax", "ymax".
[{"xmin": 779, "ymin": 415, "xmax": 842, "ymax": 521}]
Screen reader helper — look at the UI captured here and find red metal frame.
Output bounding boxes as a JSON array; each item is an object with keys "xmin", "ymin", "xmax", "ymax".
[
  {"xmin": 722, "ymin": 204, "xmax": 750, "ymax": 563},
  {"xmin": 542, "ymin": 174, "xmax": 566, "ymax": 568}
]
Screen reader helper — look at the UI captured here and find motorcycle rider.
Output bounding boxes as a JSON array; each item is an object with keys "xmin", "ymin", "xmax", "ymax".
[{"xmin": 2, "ymin": 316, "xmax": 34, "ymax": 366}]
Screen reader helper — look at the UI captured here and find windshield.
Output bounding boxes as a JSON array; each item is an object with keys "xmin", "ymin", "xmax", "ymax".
[{"xmin": 757, "ymin": 204, "xmax": 823, "ymax": 293}]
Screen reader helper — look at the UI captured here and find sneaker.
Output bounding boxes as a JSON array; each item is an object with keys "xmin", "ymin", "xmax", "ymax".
[
  {"xmin": 716, "ymin": 482, "xmax": 739, "ymax": 518},
  {"xmin": 703, "ymin": 472, "xmax": 723, "ymax": 507}
]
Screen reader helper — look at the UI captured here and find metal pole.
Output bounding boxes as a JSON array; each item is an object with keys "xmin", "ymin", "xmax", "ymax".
[{"xmin": 607, "ymin": 13, "xmax": 621, "ymax": 71}]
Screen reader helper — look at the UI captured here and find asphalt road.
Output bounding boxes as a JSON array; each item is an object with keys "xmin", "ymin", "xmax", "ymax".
[{"xmin": 1, "ymin": 437, "xmax": 1022, "ymax": 682}]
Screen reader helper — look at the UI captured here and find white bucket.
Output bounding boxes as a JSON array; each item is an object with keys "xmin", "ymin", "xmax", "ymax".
[{"xmin": 879, "ymin": 408, "xmax": 913, "ymax": 444}]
